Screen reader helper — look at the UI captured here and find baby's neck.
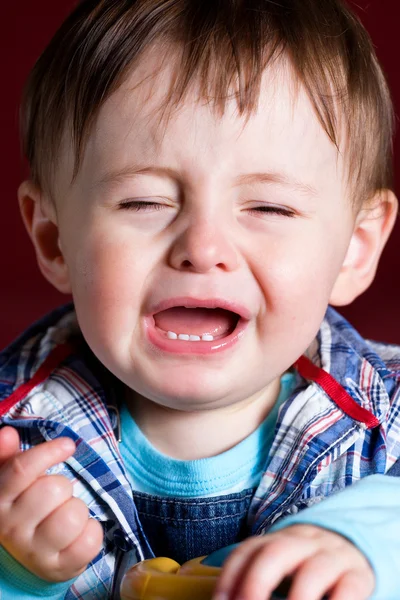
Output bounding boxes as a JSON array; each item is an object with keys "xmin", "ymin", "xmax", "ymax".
[{"xmin": 124, "ymin": 380, "xmax": 281, "ymax": 460}]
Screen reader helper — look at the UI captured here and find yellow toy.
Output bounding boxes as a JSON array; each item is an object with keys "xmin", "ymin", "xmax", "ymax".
[
  {"xmin": 120, "ymin": 547, "xmax": 291, "ymax": 600},
  {"xmin": 120, "ymin": 556, "xmax": 222, "ymax": 600}
]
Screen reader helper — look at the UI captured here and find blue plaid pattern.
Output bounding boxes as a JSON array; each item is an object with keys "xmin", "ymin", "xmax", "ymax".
[{"xmin": 1, "ymin": 304, "xmax": 400, "ymax": 598}]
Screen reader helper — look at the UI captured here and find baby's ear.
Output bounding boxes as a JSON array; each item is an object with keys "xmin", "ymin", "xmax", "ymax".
[
  {"xmin": 18, "ymin": 181, "xmax": 72, "ymax": 294},
  {"xmin": 330, "ymin": 189, "xmax": 398, "ymax": 306}
]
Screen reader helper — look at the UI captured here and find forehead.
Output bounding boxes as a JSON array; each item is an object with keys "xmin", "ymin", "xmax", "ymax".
[{"xmin": 75, "ymin": 49, "xmax": 345, "ymax": 198}]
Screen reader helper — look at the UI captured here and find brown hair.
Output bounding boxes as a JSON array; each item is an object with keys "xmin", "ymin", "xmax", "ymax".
[{"xmin": 21, "ymin": 0, "xmax": 395, "ymax": 206}]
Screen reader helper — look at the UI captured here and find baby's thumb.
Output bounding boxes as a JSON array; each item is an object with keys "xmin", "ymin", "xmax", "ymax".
[{"xmin": 0, "ymin": 426, "xmax": 21, "ymax": 465}]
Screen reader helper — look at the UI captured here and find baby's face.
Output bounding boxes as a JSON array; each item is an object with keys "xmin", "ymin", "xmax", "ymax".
[{"xmin": 53, "ymin": 56, "xmax": 357, "ymax": 412}]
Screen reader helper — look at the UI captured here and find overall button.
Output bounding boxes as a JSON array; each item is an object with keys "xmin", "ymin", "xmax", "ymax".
[{"xmin": 113, "ymin": 528, "xmax": 133, "ymax": 552}]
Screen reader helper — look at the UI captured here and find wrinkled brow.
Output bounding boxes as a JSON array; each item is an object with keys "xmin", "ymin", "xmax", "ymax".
[{"xmin": 93, "ymin": 164, "xmax": 319, "ymax": 198}]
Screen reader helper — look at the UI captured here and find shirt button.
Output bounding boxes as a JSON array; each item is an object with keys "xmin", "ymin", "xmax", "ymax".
[{"xmin": 113, "ymin": 528, "xmax": 133, "ymax": 552}]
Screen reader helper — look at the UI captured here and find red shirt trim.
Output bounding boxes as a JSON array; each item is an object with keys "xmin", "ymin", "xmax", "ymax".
[
  {"xmin": 295, "ymin": 355, "xmax": 380, "ymax": 429},
  {"xmin": 0, "ymin": 343, "xmax": 74, "ymax": 418}
]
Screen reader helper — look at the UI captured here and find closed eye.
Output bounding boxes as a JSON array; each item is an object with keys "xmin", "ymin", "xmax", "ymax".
[
  {"xmin": 118, "ymin": 200, "xmax": 168, "ymax": 212},
  {"xmin": 246, "ymin": 205, "xmax": 296, "ymax": 218}
]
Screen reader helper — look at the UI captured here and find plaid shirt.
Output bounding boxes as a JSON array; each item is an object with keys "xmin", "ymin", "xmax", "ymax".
[{"xmin": 1, "ymin": 304, "xmax": 400, "ymax": 598}]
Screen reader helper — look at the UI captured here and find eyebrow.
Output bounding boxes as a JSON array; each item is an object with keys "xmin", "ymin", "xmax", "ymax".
[
  {"xmin": 235, "ymin": 172, "xmax": 318, "ymax": 197},
  {"xmin": 94, "ymin": 165, "xmax": 318, "ymax": 198},
  {"xmin": 94, "ymin": 165, "xmax": 178, "ymax": 188}
]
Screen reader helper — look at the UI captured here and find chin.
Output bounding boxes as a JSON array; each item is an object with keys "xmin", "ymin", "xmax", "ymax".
[{"xmin": 143, "ymin": 378, "xmax": 235, "ymax": 412}]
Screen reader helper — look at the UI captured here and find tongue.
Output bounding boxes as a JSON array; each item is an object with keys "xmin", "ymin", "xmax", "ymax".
[{"xmin": 154, "ymin": 307, "xmax": 237, "ymax": 337}]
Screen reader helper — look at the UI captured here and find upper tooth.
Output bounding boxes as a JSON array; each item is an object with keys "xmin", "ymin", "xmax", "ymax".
[
  {"xmin": 201, "ymin": 334, "xmax": 214, "ymax": 341},
  {"xmin": 189, "ymin": 335, "xmax": 201, "ymax": 341},
  {"xmin": 178, "ymin": 334, "xmax": 190, "ymax": 341},
  {"xmin": 167, "ymin": 331, "xmax": 178, "ymax": 339}
]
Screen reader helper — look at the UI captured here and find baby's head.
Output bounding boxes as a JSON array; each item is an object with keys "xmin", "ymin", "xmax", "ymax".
[{"xmin": 18, "ymin": 0, "xmax": 397, "ymax": 413}]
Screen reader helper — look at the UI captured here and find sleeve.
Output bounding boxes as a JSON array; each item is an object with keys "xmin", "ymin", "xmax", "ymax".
[
  {"xmin": 268, "ymin": 474, "xmax": 400, "ymax": 600},
  {"xmin": 0, "ymin": 545, "xmax": 75, "ymax": 599}
]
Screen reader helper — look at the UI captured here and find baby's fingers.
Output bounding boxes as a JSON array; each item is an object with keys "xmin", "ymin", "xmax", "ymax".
[
  {"xmin": 236, "ymin": 538, "xmax": 316, "ymax": 600},
  {"xmin": 215, "ymin": 536, "xmax": 316, "ymax": 600},
  {"xmin": 213, "ymin": 538, "xmax": 265, "ymax": 599},
  {"xmin": 329, "ymin": 570, "xmax": 375, "ymax": 600},
  {"xmin": 0, "ymin": 437, "xmax": 76, "ymax": 505},
  {"xmin": 56, "ymin": 517, "xmax": 104, "ymax": 581},
  {"xmin": 34, "ymin": 496, "xmax": 91, "ymax": 553},
  {"xmin": 0, "ymin": 426, "xmax": 21, "ymax": 465},
  {"xmin": 0, "ymin": 475, "xmax": 73, "ymax": 548},
  {"xmin": 287, "ymin": 551, "xmax": 355, "ymax": 600}
]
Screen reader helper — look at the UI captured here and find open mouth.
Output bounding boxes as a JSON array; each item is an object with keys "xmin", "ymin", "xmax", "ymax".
[
  {"xmin": 145, "ymin": 302, "xmax": 249, "ymax": 354},
  {"xmin": 153, "ymin": 307, "xmax": 241, "ymax": 342}
]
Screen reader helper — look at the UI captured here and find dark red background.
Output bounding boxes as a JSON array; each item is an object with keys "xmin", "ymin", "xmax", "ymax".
[{"xmin": 2, "ymin": 1, "xmax": 400, "ymax": 349}]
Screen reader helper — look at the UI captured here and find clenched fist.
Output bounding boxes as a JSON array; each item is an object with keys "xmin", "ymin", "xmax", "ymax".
[{"xmin": 0, "ymin": 426, "xmax": 104, "ymax": 582}]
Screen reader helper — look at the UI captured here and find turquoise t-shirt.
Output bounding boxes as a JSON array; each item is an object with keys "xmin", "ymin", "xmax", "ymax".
[{"xmin": 119, "ymin": 372, "xmax": 296, "ymax": 498}]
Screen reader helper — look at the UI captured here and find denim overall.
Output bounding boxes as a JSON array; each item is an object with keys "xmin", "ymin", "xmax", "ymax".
[
  {"xmin": 111, "ymin": 488, "xmax": 254, "ymax": 598},
  {"xmin": 132, "ymin": 487, "xmax": 255, "ymax": 564}
]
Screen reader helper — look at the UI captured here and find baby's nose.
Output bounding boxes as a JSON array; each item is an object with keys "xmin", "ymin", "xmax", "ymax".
[{"xmin": 167, "ymin": 217, "xmax": 239, "ymax": 274}]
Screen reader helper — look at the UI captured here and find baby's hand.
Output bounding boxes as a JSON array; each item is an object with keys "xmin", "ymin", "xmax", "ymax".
[
  {"xmin": 0, "ymin": 426, "xmax": 103, "ymax": 582},
  {"xmin": 213, "ymin": 524, "xmax": 375, "ymax": 600}
]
